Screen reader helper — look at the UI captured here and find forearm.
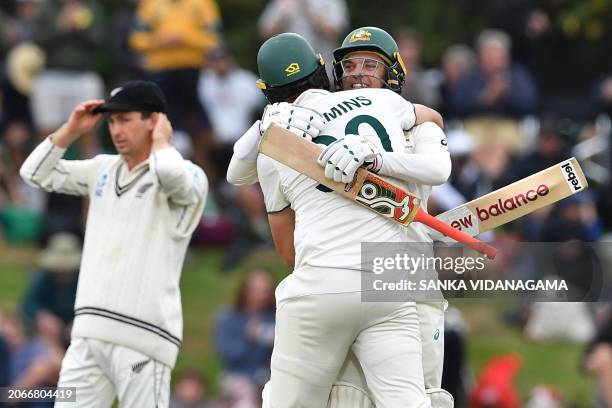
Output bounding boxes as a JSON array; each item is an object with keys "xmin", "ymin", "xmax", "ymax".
[
  {"xmin": 227, "ymin": 121, "xmax": 261, "ymax": 186},
  {"xmin": 380, "ymin": 122, "xmax": 451, "ymax": 185},
  {"xmin": 379, "ymin": 151, "xmax": 451, "ymax": 186},
  {"xmin": 150, "ymin": 147, "xmax": 207, "ymax": 205},
  {"xmin": 20, "ymin": 138, "xmax": 67, "ymax": 188}
]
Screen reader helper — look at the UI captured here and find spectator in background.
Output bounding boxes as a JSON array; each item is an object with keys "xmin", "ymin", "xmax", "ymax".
[
  {"xmin": 30, "ymin": 0, "xmax": 106, "ymax": 157},
  {"xmin": 198, "ymin": 45, "xmax": 268, "ymax": 266},
  {"xmin": 170, "ymin": 370, "xmax": 216, "ymax": 408},
  {"xmin": 213, "ymin": 269, "xmax": 275, "ymax": 407},
  {"xmin": 21, "ymin": 233, "xmax": 80, "ymax": 348},
  {"xmin": 0, "ymin": 44, "xmax": 46, "ymax": 243},
  {"xmin": 585, "ymin": 309, "xmax": 612, "ymax": 407},
  {"xmin": 0, "ymin": 0, "xmax": 41, "ymax": 55},
  {"xmin": 130, "ymin": 0, "xmax": 221, "ymax": 179},
  {"xmin": 0, "ymin": 310, "xmax": 63, "ymax": 408},
  {"xmin": 490, "ymin": 0, "xmax": 552, "ymax": 70},
  {"xmin": 501, "ymin": 115, "xmax": 570, "ymax": 240},
  {"xmin": 450, "ymin": 29, "xmax": 538, "ymax": 120},
  {"xmin": 28, "ymin": 0, "xmax": 107, "ymax": 241},
  {"xmin": 258, "ymin": 0, "xmax": 348, "ymax": 78},
  {"xmin": 110, "ymin": 0, "xmax": 145, "ymax": 84},
  {"xmin": 434, "ymin": 44, "xmax": 476, "ymax": 121},
  {"xmin": 1, "ymin": 42, "xmax": 45, "ymax": 128},
  {"xmin": 198, "ymin": 45, "xmax": 264, "ymax": 178},
  {"xmin": 593, "ymin": 74, "xmax": 612, "ymax": 117},
  {"xmin": 509, "ymin": 114, "xmax": 572, "ymax": 182},
  {"xmin": 395, "ymin": 27, "xmax": 439, "ymax": 108},
  {"xmin": 0, "ymin": 121, "xmax": 45, "ymax": 244}
]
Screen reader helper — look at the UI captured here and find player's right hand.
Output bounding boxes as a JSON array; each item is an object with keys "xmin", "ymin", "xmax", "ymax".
[
  {"xmin": 260, "ymin": 102, "xmax": 326, "ymax": 141},
  {"xmin": 51, "ymin": 99, "xmax": 104, "ymax": 147},
  {"xmin": 318, "ymin": 135, "xmax": 382, "ymax": 183},
  {"xmin": 64, "ymin": 99, "xmax": 105, "ymax": 137}
]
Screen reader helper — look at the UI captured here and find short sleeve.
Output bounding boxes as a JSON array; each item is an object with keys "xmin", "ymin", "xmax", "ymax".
[{"xmin": 384, "ymin": 90, "xmax": 416, "ymax": 131}]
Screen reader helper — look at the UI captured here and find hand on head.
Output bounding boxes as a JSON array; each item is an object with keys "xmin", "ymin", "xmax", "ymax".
[
  {"xmin": 151, "ymin": 113, "xmax": 173, "ymax": 150},
  {"xmin": 50, "ymin": 99, "xmax": 105, "ymax": 148}
]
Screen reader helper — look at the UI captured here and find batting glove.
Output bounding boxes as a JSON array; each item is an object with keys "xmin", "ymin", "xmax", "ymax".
[
  {"xmin": 317, "ymin": 135, "xmax": 383, "ymax": 183},
  {"xmin": 260, "ymin": 102, "xmax": 326, "ymax": 141}
]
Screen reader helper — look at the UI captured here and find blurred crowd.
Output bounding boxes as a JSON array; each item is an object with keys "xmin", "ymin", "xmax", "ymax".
[{"xmin": 0, "ymin": 0, "xmax": 612, "ymax": 407}]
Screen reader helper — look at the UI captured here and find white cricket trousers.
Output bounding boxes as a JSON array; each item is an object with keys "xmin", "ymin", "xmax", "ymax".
[
  {"xmin": 54, "ymin": 338, "xmax": 171, "ymax": 408},
  {"xmin": 269, "ymin": 292, "xmax": 429, "ymax": 408}
]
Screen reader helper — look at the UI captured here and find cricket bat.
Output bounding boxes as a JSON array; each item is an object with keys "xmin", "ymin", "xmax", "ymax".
[
  {"xmin": 435, "ymin": 157, "xmax": 588, "ymax": 238},
  {"xmin": 260, "ymin": 124, "xmax": 497, "ymax": 259}
]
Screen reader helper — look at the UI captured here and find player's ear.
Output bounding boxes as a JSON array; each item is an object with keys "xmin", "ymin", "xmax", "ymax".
[{"xmin": 147, "ymin": 112, "xmax": 159, "ymax": 131}]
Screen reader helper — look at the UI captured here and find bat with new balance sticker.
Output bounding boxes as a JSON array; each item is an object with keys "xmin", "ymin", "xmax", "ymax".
[
  {"xmin": 436, "ymin": 158, "xmax": 588, "ymax": 237},
  {"xmin": 260, "ymin": 124, "xmax": 497, "ymax": 259}
]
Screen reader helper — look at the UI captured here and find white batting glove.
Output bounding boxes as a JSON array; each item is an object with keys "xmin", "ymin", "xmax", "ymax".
[
  {"xmin": 260, "ymin": 102, "xmax": 326, "ymax": 141},
  {"xmin": 317, "ymin": 135, "xmax": 383, "ymax": 183}
]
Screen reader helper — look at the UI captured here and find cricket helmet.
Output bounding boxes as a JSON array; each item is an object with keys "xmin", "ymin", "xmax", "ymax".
[
  {"xmin": 332, "ymin": 26, "xmax": 407, "ymax": 93},
  {"xmin": 256, "ymin": 33, "xmax": 330, "ymax": 103}
]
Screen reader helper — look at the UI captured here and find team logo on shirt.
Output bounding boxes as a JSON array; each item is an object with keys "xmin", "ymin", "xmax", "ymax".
[
  {"xmin": 285, "ymin": 63, "xmax": 301, "ymax": 77},
  {"xmin": 349, "ymin": 29, "xmax": 372, "ymax": 43},
  {"xmin": 95, "ymin": 173, "xmax": 108, "ymax": 197},
  {"xmin": 434, "ymin": 329, "xmax": 440, "ymax": 340},
  {"xmin": 131, "ymin": 359, "xmax": 150, "ymax": 374}
]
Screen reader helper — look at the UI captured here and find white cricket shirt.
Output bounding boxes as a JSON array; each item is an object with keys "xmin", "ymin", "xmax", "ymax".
[{"xmin": 21, "ymin": 139, "xmax": 208, "ymax": 367}]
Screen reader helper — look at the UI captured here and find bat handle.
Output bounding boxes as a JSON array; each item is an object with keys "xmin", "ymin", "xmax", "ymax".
[{"xmin": 414, "ymin": 210, "xmax": 497, "ymax": 259}]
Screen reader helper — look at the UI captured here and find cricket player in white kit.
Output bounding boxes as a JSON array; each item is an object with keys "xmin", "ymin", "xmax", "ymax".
[
  {"xmin": 228, "ymin": 32, "xmax": 452, "ymax": 407},
  {"xmin": 20, "ymin": 81, "xmax": 208, "ymax": 407}
]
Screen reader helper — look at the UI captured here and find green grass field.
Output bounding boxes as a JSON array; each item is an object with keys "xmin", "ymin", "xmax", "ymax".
[{"xmin": 0, "ymin": 245, "xmax": 596, "ymax": 405}]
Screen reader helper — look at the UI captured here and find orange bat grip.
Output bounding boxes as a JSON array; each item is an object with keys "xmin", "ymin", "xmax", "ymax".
[{"xmin": 414, "ymin": 210, "xmax": 497, "ymax": 259}]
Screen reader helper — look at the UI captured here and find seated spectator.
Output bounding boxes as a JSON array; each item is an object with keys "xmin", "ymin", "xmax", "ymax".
[
  {"xmin": 450, "ymin": 29, "xmax": 538, "ymax": 152},
  {"xmin": 395, "ymin": 27, "xmax": 440, "ymax": 107},
  {"xmin": 213, "ymin": 269, "xmax": 275, "ymax": 407},
  {"xmin": 21, "ymin": 232, "xmax": 80, "ymax": 348},
  {"xmin": 584, "ymin": 308, "xmax": 612, "ymax": 407},
  {"xmin": 0, "ymin": 119, "xmax": 45, "ymax": 243},
  {"xmin": 450, "ymin": 29, "xmax": 538, "ymax": 120},
  {"xmin": 0, "ymin": 310, "xmax": 63, "ymax": 408},
  {"xmin": 507, "ymin": 114, "xmax": 572, "ymax": 183},
  {"xmin": 170, "ymin": 369, "xmax": 216, "ymax": 408},
  {"xmin": 593, "ymin": 74, "xmax": 612, "ymax": 117},
  {"xmin": 435, "ymin": 44, "xmax": 476, "ymax": 121}
]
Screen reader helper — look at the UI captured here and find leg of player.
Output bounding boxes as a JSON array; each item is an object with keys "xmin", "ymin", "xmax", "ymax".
[
  {"xmin": 418, "ymin": 302, "xmax": 446, "ymax": 390},
  {"xmin": 351, "ymin": 301, "xmax": 429, "ymax": 408},
  {"xmin": 328, "ymin": 351, "xmax": 375, "ymax": 408},
  {"xmin": 110, "ymin": 342, "xmax": 171, "ymax": 407},
  {"xmin": 269, "ymin": 294, "xmax": 359, "ymax": 407},
  {"xmin": 262, "ymin": 352, "xmax": 375, "ymax": 408},
  {"xmin": 54, "ymin": 339, "xmax": 116, "ymax": 408}
]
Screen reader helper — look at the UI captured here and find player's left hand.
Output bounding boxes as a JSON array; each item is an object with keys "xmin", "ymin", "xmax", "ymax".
[
  {"xmin": 260, "ymin": 102, "xmax": 326, "ymax": 141},
  {"xmin": 151, "ymin": 113, "xmax": 173, "ymax": 150},
  {"xmin": 317, "ymin": 135, "xmax": 383, "ymax": 183}
]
